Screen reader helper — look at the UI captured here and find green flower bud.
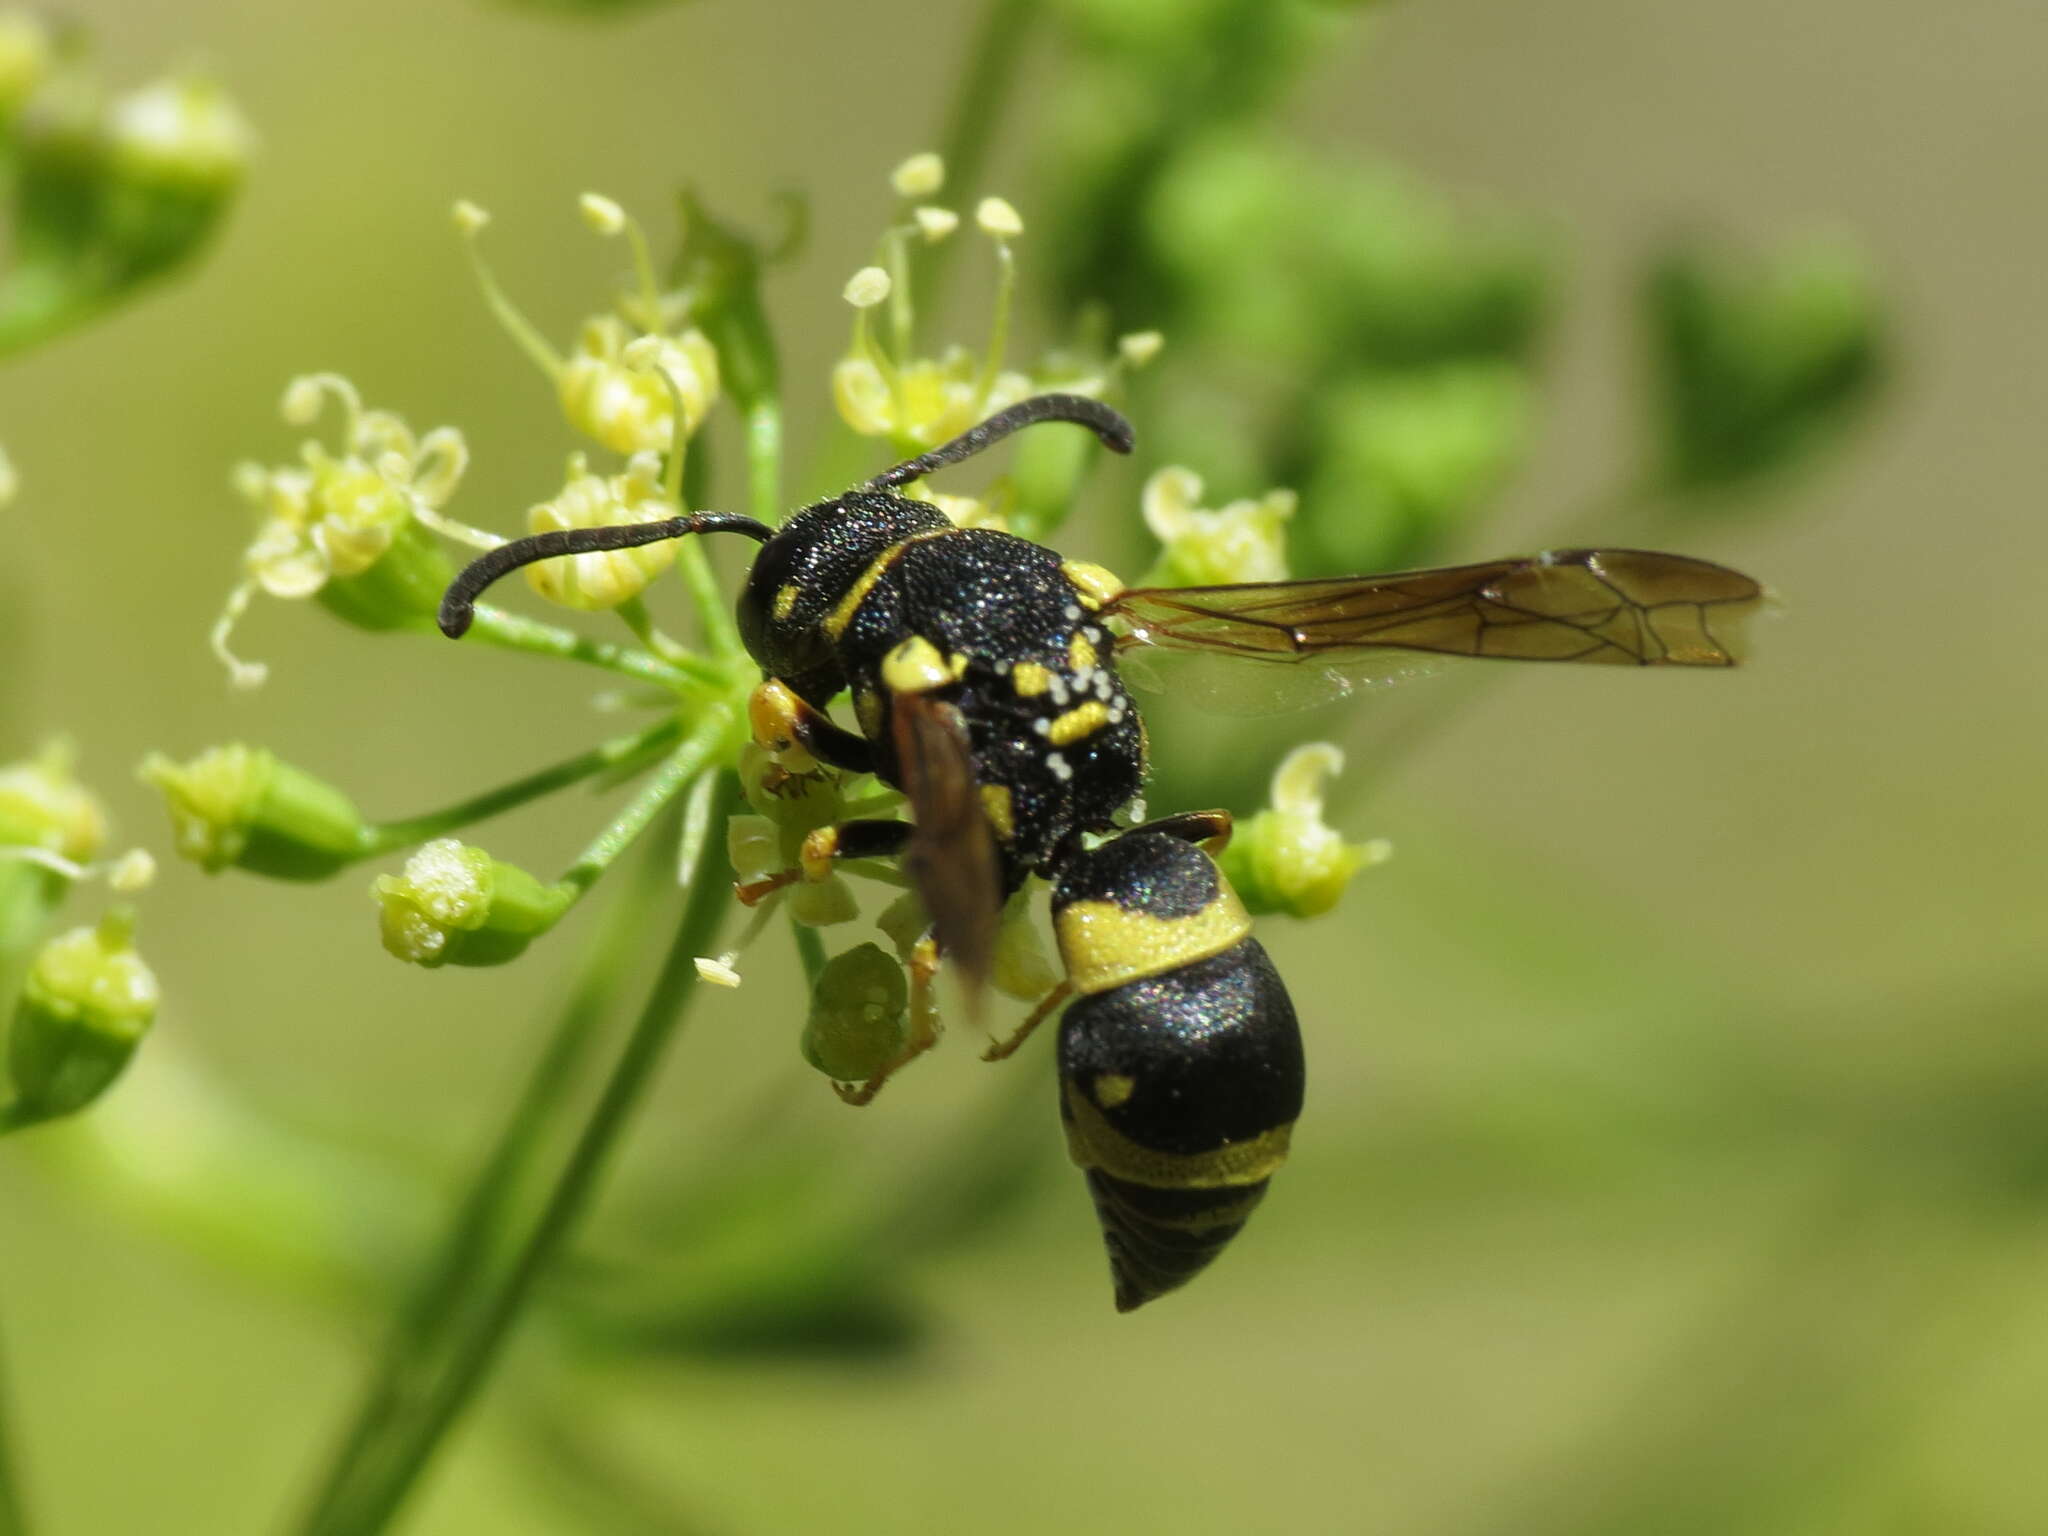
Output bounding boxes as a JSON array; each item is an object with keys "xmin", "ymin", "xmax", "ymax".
[
  {"xmin": 1140, "ymin": 465, "xmax": 1295, "ymax": 587},
  {"xmin": 7, "ymin": 909, "xmax": 157, "ymax": 1124},
  {"xmin": 373, "ymin": 839, "xmax": 568, "ymax": 969},
  {"xmin": 1219, "ymin": 744, "xmax": 1389, "ymax": 919},
  {"xmin": 801, "ymin": 943, "xmax": 909, "ymax": 1081},
  {"xmin": 0, "ymin": 741, "xmax": 109, "ymax": 864},
  {"xmin": 0, "ymin": 9, "xmax": 54, "ymax": 117},
  {"xmin": 1299, "ymin": 362, "xmax": 1530, "ymax": 574},
  {"xmin": 105, "ymin": 74, "xmax": 252, "ymax": 197},
  {"xmin": 1648, "ymin": 235, "xmax": 1885, "ymax": 493},
  {"xmin": 140, "ymin": 744, "xmax": 370, "ymax": 880}
]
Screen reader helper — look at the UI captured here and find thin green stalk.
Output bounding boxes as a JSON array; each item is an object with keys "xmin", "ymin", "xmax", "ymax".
[
  {"xmin": 792, "ymin": 920, "xmax": 826, "ymax": 990},
  {"xmin": 921, "ymin": 0, "xmax": 1037, "ymax": 307},
  {"xmin": 293, "ymin": 818, "xmax": 679, "ymax": 1532},
  {"xmin": 464, "ymin": 604, "xmax": 697, "ymax": 690},
  {"xmin": 366, "ymin": 717, "xmax": 684, "ymax": 854},
  {"xmin": 556, "ymin": 715, "xmax": 733, "ymax": 901},
  {"xmin": 319, "ymin": 776, "xmax": 739, "ymax": 1536},
  {"xmin": 0, "ymin": 1321, "xmax": 26, "ymax": 1536},
  {"xmin": 746, "ymin": 398, "xmax": 783, "ymax": 527}
]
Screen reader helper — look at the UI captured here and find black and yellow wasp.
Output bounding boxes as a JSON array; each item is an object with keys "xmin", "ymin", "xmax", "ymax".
[{"xmin": 438, "ymin": 394, "xmax": 1762, "ymax": 1312}]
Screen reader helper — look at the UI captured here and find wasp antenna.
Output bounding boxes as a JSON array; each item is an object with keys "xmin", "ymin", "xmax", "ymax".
[
  {"xmin": 866, "ymin": 393, "xmax": 1136, "ymax": 490},
  {"xmin": 437, "ymin": 512, "xmax": 773, "ymax": 637}
]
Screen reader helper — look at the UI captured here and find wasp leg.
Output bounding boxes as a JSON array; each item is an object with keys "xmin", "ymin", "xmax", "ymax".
[
  {"xmin": 983, "ymin": 980, "xmax": 1073, "ymax": 1062},
  {"xmin": 733, "ymin": 818, "xmax": 913, "ymax": 906},
  {"xmin": 1134, "ymin": 808, "xmax": 1234, "ymax": 856},
  {"xmin": 836, "ymin": 935, "xmax": 942, "ymax": 1106},
  {"xmin": 748, "ymin": 678, "xmax": 877, "ymax": 775}
]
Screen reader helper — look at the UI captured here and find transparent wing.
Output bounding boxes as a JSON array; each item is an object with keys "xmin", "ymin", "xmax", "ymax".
[
  {"xmin": 1115, "ymin": 643, "xmax": 1448, "ymax": 716},
  {"xmin": 889, "ymin": 691, "xmax": 1002, "ymax": 1003},
  {"xmin": 1108, "ymin": 550, "xmax": 1764, "ymax": 686}
]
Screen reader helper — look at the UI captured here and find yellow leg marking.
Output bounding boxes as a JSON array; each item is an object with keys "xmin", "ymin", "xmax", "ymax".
[
  {"xmin": 748, "ymin": 680, "xmax": 819, "ymax": 772},
  {"xmin": 983, "ymin": 979, "xmax": 1071, "ymax": 1061},
  {"xmin": 1068, "ymin": 632, "xmax": 1098, "ymax": 672},
  {"xmin": 837, "ymin": 938, "xmax": 943, "ymax": 1105},
  {"xmin": 798, "ymin": 826, "xmax": 841, "ymax": 883}
]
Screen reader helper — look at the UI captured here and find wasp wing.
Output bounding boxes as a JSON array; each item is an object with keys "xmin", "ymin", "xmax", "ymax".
[
  {"xmin": 889, "ymin": 690, "xmax": 1002, "ymax": 1006},
  {"xmin": 1108, "ymin": 551, "xmax": 1764, "ymax": 687}
]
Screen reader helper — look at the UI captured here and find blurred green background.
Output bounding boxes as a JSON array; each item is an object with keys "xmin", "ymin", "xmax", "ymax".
[{"xmin": 5, "ymin": 0, "xmax": 2048, "ymax": 1532}]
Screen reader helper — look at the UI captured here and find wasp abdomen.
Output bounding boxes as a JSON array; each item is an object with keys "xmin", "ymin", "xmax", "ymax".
[{"xmin": 1052, "ymin": 832, "xmax": 1305, "ymax": 1311}]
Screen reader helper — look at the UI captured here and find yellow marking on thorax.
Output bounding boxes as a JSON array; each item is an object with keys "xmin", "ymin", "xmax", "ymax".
[
  {"xmin": 1063, "ymin": 1079, "xmax": 1293, "ymax": 1190},
  {"xmin": 882, "ymin": 635, "xmax": 954, "ymax": 694},
  {"xmin": 772, "ymin": 583, "xmax": 800, "ymax": 621},
  {"xmin": 1048, "ymin": 700, "xmax": 1112, "ymax": 747},
  {"xmin": 821, "ymin": 530, "xmax": 955, "ymax": 641},
  {"xmin": 979, "ymin": 784, "xmax": 1016, "ymax": 841},
  {"xmin": 1012, "ymin": 662, "xmax": 1054, "ymax": 698},
  {"xmin": 1061, "ymin": 560, "xmax": 1125, "ymax": 611},
  {"xmin": 1068, "ymin": 632, "xmax": 1098, "ymax": 672},
  {"xmin": 1054, "ymin": 890, "xmax": 1251, "ymax": 996}
]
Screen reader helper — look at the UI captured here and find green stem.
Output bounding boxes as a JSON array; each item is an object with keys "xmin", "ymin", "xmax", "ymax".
[
  {"xmin": 0, "ymin": 1319, "xmax": 25, "ymax": 1536},
  {"xmin": 746, "ymin": 398, "xmax": 783, "ymax": 527},
  {"xmin": 921, "ymin": 0, "xmax": 1037, "ymax": 308},
  {"xmin": 792, "ymin": 920, "xmax": 826, "ymax": 990},
  {"xmin": 613, "ymin": 596, "xmax": 698, "ymax": 673},
  {"xmin": 366, "ymin": 717, "xmax": 684, "ymax": 854},
  {"xmin": 556, "ymin": 714, "xmax": 734, "ymax": 901},
  {"xmin": 319, "ymin": 776, "xmax": 738, "ymax": 1536},
  {"xmin": 293, "ymin": 820, "xmax": 679, "ymax": 1532},
  {"xmin": 463, "ymin": 604, "xmax": 697, "ymax": 690}
]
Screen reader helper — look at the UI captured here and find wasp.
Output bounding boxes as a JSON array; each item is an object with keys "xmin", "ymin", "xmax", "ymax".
[{"xmin": 438, "ymin": 394, "xmax": 1762, "ymax": 1311}]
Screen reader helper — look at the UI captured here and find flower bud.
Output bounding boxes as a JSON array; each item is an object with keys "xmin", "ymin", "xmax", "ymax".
[
  {"xmin": 890, "ymin": 151, "xmax": 945, "ymax": 199},
  {"xmin": 843, "ymin": 266, "xmax": 892, "ymax": 309},
  {"xmin": 372, "ymin": 839, "xmax": 569, "ymax": 969},
  {"xmin": 523, "ymin": 453, "xmax": 676, "ymax": 613},
  {"xmin": 1219, "ymin": 744, "xmax": 1389, "ymax": 919},
  {"xmin": 557, "ymin": 314, "xmax": 719, "ymax": 456},
  {"xmin": 1140, "ymin": 466, "xmax": 1295, "ymax": 587},
  {"xmin": 106, "ymin": 73, "xmax": 253, "ymax": 196},
  {"xmin": 801, "ymin": 943, "xmax": 910, "ymax": 1081},
  {"xmin": 140, "ymin": 744, "xmax": 370, "ymax": 880},
  {"xmin": 0, "ymin": 742, "xmax": 109, "ymax": 865},
  {"xmin": 7, "ymin": 910, "xmax": 157, "ymax": 1124}
]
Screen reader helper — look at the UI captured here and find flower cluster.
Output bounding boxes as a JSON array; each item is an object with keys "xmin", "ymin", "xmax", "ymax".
[
  {"xmin": 139, "ymin": 156, "xmax": 1377, "ymax": 1111},
  {"xmin": 1, "ymin": 744, "xmax": 159, "ymax": 1133}
]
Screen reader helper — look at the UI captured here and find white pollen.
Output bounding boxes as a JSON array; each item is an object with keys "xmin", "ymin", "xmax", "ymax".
[
  {"xmin": 1063, "ymin": 604, "xmax": 1082, "ymax": 621},
  {"xmin": 1033, "ymin": 718, "xmax": 1050, "ymax": 736},
  {"xmin": 1046, "ymin": 753, "xmax": 1072, "ymax": 781},
  {"xmin": 1048, "ymin": 677, "xmax": 1070, "ymax": 705}
]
